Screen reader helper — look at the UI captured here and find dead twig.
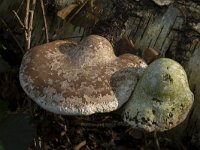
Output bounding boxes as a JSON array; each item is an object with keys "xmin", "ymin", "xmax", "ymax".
[
  {"xmin": 16, "ymin": 0, "xmax": 25, "ymax": 14},
  {"xmin": 27, "ymin": 0, "xmax": 37, "ymax": 49},
  {"xmin": 40, "ymin": 0, "xmax": 49, "ymax": 43},
  {"xmin": 24, "ymin": 0, "xmax": 36, "ymax": 50},
  {"xmin": 12, "ymin": 10, "xmax": 25, "ymax": 28},
  {"xmin": 154, "ymin": 131, "xmax": 161, "ymax": 150},
  {"xmin": 24, "ymin": 0, "xmax": 30, "ymax": 50},
  {"xmin": 0, "ymin": 17, "xmax": 24, "ymax": 54},
  {"xmin": 12, "ymin": 0, "xmax": 25, "ymax": 25}
]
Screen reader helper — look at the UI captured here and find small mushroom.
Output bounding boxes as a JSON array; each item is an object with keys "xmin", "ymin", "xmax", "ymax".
[
  {"xmin": 123, "ymin": 58, "xmax": 194, "ymax": 132},
  {"xmin": 19, "ymin": 35, "xmax": 147, "ymax": 115}
]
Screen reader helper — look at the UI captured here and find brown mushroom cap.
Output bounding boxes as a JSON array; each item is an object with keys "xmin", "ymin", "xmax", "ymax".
[{"xmin": 19, "ymin": 35, "xmax": 147, "ymax": 115}]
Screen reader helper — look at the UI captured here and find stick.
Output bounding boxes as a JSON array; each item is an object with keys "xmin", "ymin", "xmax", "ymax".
[
  {"xmin": 16, "ymin": 0, "xmax": 25, "ymax": 13},
  {"xmin": 24, "ymin": 0, "xmax": 30, "ymax": 50},
  {"xmin": 12, "ymin": 10, "xmax": 25, "ymax": 28},
  {"xmin": 12, "ymin": 0, "xmax": 25, "ymax": 26},
  {"xmin": 154, "ymin": 131, "xmax": 161, "ymax": 150},
  {"xmin": 40, "ymin": 0, "xmax": 49, "ymax": 43},
  {"xmin": 27, "ymin": 0, "xmax": 36, "ymax": 49}
]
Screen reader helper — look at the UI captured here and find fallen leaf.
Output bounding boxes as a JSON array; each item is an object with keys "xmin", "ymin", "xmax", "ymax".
[
  {"xmin": 57, "ymin": 4, "xmax": 78, "ymax": 20},
  {"xmin": 144, "ymin": 47, "xmax": 159, "ymax": 64},
  {"xmin": 74, "ymin": 140, "xmax": 86, "ymax": 150}
]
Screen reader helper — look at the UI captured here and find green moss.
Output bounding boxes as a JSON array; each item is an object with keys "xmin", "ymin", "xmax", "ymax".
[{"xmin": 123, "ymin": 58, "xmax": 194, "ymax": 132}]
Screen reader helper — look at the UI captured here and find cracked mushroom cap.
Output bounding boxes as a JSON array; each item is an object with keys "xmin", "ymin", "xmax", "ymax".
[
  {"xmin": 19, "ymin": 35, "xmax": 147, "ymax": 115},
  {"xmin": 122, "ymin": 58, "xmax": 194, "ymax": 132}
]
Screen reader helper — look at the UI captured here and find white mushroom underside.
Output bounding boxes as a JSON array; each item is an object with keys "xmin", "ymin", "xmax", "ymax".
[{"xmin": 30, "ymin": 89, "xmax": 119, "ymax": 115}]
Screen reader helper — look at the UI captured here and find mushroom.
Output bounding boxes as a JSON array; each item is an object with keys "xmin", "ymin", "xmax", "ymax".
[
  {"xmin": 122, "ymin": 58, "xmax": 194, "ymax": 132},
  {"xmin": 19, "ymin": 35, "xmax": 147, "ymax": 115}
]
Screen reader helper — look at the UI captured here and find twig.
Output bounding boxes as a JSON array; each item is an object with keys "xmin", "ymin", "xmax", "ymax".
[
  {"xmin": 40, "ymin": 0, "xmax": 49, "ymax": 43},
  {"xmin": 27, "ymin": 0, "xmax": 37, "ymax": 49},
  {"xmin": 24, "ymin": 0, "xmax": 30, "ymax": 50},
  {"xmin": 0, "ymin": 17, "xmax": 24, "ymax": 54},
  {"xmin": 154, "ymin": 131, "xmax": 161, "ymax": 150},
  {"xmin": 16, "ymin": 0, "xmax": 25, "ymax": 14},
  {"xmin": 12, "ymin": 10, "xmax": 25, "ymax": 28}
]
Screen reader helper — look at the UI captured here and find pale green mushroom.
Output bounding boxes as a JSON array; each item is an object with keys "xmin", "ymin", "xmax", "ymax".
[{"xmin": 123, "ymin": 58, "xmax": 194, "ymax": 132}]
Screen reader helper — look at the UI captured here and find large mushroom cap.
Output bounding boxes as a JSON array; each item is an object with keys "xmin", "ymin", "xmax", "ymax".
[
  {"xmin": 123, "ymin": 58, "xmax": 194, "ymax": 132},
  {"xmin": 19, "ymin": 35, "xmax": 147, "ymax": 115}
]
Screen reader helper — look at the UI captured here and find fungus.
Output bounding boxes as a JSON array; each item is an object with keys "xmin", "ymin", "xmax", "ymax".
[
  {"xmin": 123, "ymin": 58, "xmax": 194, "ymax": 132},
  {"xmin": 19, "ymin": 35, "xmax": 147, "ymax": 115}
]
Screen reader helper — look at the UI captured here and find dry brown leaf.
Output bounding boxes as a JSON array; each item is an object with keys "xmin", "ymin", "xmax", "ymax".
[
  {"xmin": 144, "ymin": 47, "xmax": 159, "ymax": 64},
  {"xmin": 115, "ymin": 36, "xmax": 137, "ymax": 55},
  {"xmin": 57, "ymin": 4, "xmax": 78, "ymax": 20},
  {"xmin": 74, "ymin": 140, "xmax": 86, "ymax": 150}
]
